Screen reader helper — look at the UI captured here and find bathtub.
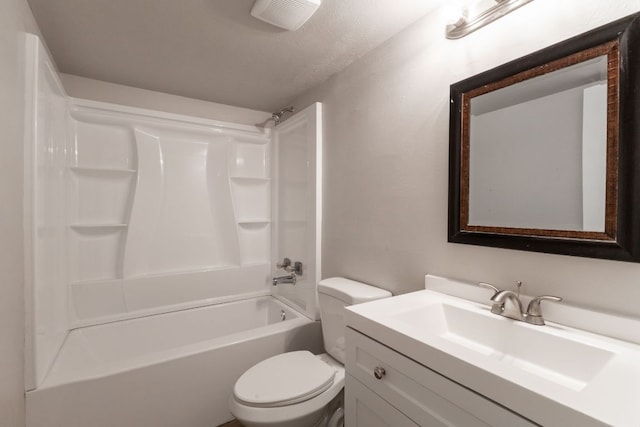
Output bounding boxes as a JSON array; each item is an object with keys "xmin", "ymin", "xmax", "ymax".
[{"xmin": 26, "ymin": 296, "xmax": 323, "ymax": 427}]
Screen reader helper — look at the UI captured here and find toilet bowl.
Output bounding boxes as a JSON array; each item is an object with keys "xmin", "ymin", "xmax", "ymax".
[
  {"xmin": 228, "ymin": 353, "xmax": 344, "ymax": 427},
  {"xmin": 228, "ymin": 277, "xmax": 391, "ymax": 427}
]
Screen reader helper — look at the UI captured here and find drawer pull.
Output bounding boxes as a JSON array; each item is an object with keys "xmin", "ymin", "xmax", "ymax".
[{"xmin": 373, "ymin": 366, "xmax": 386, "ymax": 380}]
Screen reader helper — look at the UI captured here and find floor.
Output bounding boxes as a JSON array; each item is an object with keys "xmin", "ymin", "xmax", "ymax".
[{"xmin": 219, "ymin": 419, "xmax": 244, "ymax": 427}]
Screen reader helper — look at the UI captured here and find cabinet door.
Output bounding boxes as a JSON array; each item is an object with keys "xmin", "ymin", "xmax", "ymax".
[
  {"xmin": 346, "ymin": 328, "xmax": 536, "ymax": 427},
  {"xmin": 345, "ymin": 375, "xmax": 419, "ymax": 427}
]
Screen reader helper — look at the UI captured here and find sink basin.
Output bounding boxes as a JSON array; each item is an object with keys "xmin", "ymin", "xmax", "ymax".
[
  {"xmin": 345, "ymin": 283, "xmax": 640, "ymax": 427},
  {"xmin": 392, "ymin": 300, "xmax": 613, "ymax": 391}
]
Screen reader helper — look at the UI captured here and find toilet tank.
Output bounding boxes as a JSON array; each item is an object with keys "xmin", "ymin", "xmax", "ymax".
[{"xmin": 318, "ymin": 278, "xmax": 391, "ymax": 363}]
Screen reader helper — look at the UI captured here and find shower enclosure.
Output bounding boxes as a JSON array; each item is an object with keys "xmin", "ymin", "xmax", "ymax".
[{"xmin": 23, "ymin": 34, "xmax": 323, "ymax": 425}]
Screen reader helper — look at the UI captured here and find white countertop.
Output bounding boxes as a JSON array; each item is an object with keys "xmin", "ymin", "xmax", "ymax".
[{"xmin": 345, "ymin": 286, "xmax": 640, "ymax": 427}]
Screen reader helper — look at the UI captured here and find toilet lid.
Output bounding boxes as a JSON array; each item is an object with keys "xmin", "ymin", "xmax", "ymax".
[{"xmin": 234, "ymin": 351, "xmax": 336, "ymax": 408}]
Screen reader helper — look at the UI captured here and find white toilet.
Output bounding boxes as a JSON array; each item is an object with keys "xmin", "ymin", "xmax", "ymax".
[{"xmin": 228, "ymin": 277, "xmax": 391, "ymax": 427}]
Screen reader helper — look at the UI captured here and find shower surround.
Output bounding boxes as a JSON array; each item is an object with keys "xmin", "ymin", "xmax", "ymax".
[{"xmin": 24, "ymin": 34, "xmax": 323, "ymax": 425}]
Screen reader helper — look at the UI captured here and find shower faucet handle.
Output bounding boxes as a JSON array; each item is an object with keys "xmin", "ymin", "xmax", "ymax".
[
  {"xmin": 288, "ymin": 261, "xmax": 303, "ymax": 276},
  {"xmin": 276, "ymin": 258, "xmax": 292, "ymax": 269},
  {"xmin": 276, "ymin": 258, "xmax": 303, "ymax": 275}
]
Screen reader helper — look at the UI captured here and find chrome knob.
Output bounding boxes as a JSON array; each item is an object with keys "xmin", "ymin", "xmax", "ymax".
[
  {"xmin": 373, "ymin": 366, "xmax": 386, "ymax": 380},
  {"xmin": 276, "ymin": 258, "xmax": 291, "ymax": 269}
]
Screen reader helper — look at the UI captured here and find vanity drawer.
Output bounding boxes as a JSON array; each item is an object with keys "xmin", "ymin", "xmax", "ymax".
[{"xmin": 345, "ymin": 328, "xmax": 536, "ymax": 427}]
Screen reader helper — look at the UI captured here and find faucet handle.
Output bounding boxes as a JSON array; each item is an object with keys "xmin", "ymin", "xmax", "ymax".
[
  {"xmin": 477, "ymin": 282, "xmax": 505, "ymax": 315},
  {"xmin": 284, "ymin": 261, "xmax": 303, "ymax": 275},
  {"xmin": 478, "ymin": 282, "xmax": 502, "ymax": 302},
  {"xmin": 477, "ymin": 282, "xmax": 500, "ymax": 296},
  {"xmin": 525, "ymin": 295, "xmax": 562, "ymax": 325},
  {"xmin": 276, "ymin": 258, "xmax": 292, "ymax": 269}
]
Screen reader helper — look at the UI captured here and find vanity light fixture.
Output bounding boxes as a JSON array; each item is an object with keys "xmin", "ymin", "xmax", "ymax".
[{"xmin": 445, "ymin": 0, "xmax": 534, "ymax": 39}]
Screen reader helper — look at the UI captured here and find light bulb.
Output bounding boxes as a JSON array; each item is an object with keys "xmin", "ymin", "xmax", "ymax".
[{"xmin": 442, "ymin": 2, "xmax": 468, "ymax": 27}]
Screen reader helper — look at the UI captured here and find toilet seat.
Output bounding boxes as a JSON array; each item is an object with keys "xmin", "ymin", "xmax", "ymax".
[
  {"xmin": 233, "ymin": 351, "xmax": 336, "ymax": 408},
  {"xmin": 229, "ymin": 353, "xmax": 345, "ymax": 427}
]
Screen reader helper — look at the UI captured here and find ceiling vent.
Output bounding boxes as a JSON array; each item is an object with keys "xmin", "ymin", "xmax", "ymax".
[{"xmin": 251, "ymin": 0, "xmax": 321, "ymax": 31}]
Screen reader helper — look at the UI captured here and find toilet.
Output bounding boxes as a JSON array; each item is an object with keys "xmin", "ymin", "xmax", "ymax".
[{"xmin": 228, "ymin": 277, "xmax": 392, "ymax": 427}]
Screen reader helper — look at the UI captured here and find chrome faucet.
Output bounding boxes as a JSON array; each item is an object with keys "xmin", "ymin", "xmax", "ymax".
[
  {"xmin": 273, "ymin": 257, "xmax": 303, "ymax": 285},
  {"xmin": 272, "ymin": 272, "xmax": 296, "ymax": 286},
  {"xmin": 478, "ymin": 281, "xmax": 561, "ymax": 325}
]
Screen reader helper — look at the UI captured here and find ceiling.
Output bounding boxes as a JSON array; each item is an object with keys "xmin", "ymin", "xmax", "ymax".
[{"xmin": 27, "ymin": 0, "xmax": 444, "ymax": 112}]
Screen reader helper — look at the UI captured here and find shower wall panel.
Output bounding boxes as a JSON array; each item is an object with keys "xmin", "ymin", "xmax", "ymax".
[
  {"xmin": 124, "ymin": 129, "xmax": 240, "ymax": 276},
  {"xmin": 272, "ymin": 103, "xmax": 322, "ymax": 320},
  {"xmin": 67, "ymin": 101, "xmax": 272, "ymax": 325},
  {"xmin": 24, "ymin": 34, "xmax": 70, "ymax": 390}
]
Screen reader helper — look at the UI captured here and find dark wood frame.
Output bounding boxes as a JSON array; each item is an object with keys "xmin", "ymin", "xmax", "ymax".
[{"xmin": 449, "ymin": 12, "xmax": 640, "ymax": 262}]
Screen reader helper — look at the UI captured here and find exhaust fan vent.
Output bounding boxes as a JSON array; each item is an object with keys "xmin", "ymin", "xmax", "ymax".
[{"xmin": 251, "ymin": 0, "xmax": 321, "ymax": 31}]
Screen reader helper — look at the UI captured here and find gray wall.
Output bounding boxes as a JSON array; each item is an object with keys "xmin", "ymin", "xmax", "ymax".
[
  {"xmin": 290, "ymin": 0, "xmax": 640, "ymax": 317},
  {"xmin": 0, "ymin": 0, "xmax": 42, "ymax": 425}
]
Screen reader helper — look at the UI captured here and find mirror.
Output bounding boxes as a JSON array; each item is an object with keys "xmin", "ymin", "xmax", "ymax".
[{"xmin": 449, "ymin": 13, "xmax": 640, "ymax": 262}]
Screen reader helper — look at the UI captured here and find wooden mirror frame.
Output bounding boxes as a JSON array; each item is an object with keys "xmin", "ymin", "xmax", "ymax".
[{"xmin": 449, "ymin": 13, "xmax": 640, "ymax": 262}]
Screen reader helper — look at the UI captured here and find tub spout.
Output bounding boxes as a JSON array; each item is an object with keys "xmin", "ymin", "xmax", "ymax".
[{"xmin": 272, "ymin": 273, "xmax": 296, "ymax": 286}]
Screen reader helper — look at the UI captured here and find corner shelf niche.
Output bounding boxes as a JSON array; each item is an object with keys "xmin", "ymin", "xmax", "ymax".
[
  {"xmin": 69, "ymin": 224, "xmax": 129, "ymax": 229},
  {"xmin": 68, "ymin": 225, "xmax": 127, "ymax": 283},
  {"xmin": 70, "ymin": 166, "xmax": 137, "ymax": 174},
  {"xmin": 230, "ymin": 176, "xmax": 269, "ymax": 182},
  {"xmin": 229, "ymin": 140, "xmax": 271, "ymax": 267},
  {"xmin": 231, "ymin": 176, "xmax": 271, "ymax": 265},
  {"xmin": 68, "ymin": 166, "xmax": 134, "ymax": 283},
  {"xmin": 68, "ymin": 118, "xmax": 138, "ymax": 284},
  {"xmin": 69, "ymin": 167, "xmax": 137, "ymax": 223}
]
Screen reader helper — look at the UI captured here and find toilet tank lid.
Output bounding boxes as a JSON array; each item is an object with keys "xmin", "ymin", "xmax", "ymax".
[{"xmin": 318, "ymin": 277, "xmax": 392, "ymax": 304}]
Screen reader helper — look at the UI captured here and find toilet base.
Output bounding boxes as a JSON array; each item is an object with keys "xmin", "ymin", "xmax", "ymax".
[
  {"xmin": 314, "ymin": 391, "xmax": 344, "ymax": 427},
  {"xmin": 231, "ymin": 391, "xmax": 343, "ymax": 427}
]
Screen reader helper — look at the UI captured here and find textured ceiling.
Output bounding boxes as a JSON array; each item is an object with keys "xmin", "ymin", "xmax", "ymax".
[{"xmin": 27, "ymin": 0, "xmax": 444, "ymax": 112}]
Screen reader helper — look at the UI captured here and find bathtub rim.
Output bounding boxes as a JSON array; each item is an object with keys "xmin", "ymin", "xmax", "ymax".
[
  {"xmin": 71, "ymin": 289, "xmax": 275, "ymax": 329},
  {"xmin": 39, "ymin": 295, "xmax": 315, "ymax": 390}
]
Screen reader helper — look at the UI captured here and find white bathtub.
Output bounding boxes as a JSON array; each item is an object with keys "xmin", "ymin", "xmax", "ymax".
[{"xmin": 26, "ymin": 296, "xmax": 323, "ymax": 427}]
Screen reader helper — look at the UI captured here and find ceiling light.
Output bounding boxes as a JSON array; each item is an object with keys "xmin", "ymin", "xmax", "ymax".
[{"xmin": 251, "ymin": 0, "xmax": 321, "ymax": 31}]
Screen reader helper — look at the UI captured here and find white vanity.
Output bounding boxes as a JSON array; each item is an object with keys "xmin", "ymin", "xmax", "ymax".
[
  {"xmin": 344, "ymin": 275, "xmax": 640, "ymax": 427},
  {"xmin": 344, "ymin": 327, "xmax": 534, "ymax": 426}
]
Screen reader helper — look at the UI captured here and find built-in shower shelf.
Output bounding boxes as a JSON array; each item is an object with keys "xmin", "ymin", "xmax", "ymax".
[
  {"xmin": 70, "ymin": 223, "xmax": 129, "ymax": 230},
  {"xmin": 70, "ymin": 166, "xmax": 137, "ymax": 174},
  {"xmin": 70, "ymin": 277, "xmax": 122, "ymax": 287},
  {"xmin": 230, "ymin": 176, "xmax": 270, "ymax": 182},
  {"xmin": 237, "ymin": 220, "xmax": 270, "ymax": 225}
]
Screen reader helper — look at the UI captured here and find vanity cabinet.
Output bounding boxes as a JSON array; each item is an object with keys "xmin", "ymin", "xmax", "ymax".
[{"xmin": 345, "ymin": 328, "xmax": 536, "ymax": 427}]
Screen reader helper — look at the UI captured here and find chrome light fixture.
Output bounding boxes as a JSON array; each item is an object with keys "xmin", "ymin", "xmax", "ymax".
[{"xmin": 445, "ymin": 0, "xmax": 534, "ymax": 39}]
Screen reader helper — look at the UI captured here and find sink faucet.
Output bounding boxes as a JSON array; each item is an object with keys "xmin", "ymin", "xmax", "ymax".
[
  {"xmin": 491, "ymin": 289, "xmax": 526, "ymax": 321},
  {"xmin": 272, "ymin": 272, "xmax": 296, "ymax": 286},
  {"xmin": 478, "ymin": 281, "xmax": 561, "ymax": 325},
  {"xmin": 478, "ymin": 281, "xmax": 525, "ymax": 320}
]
